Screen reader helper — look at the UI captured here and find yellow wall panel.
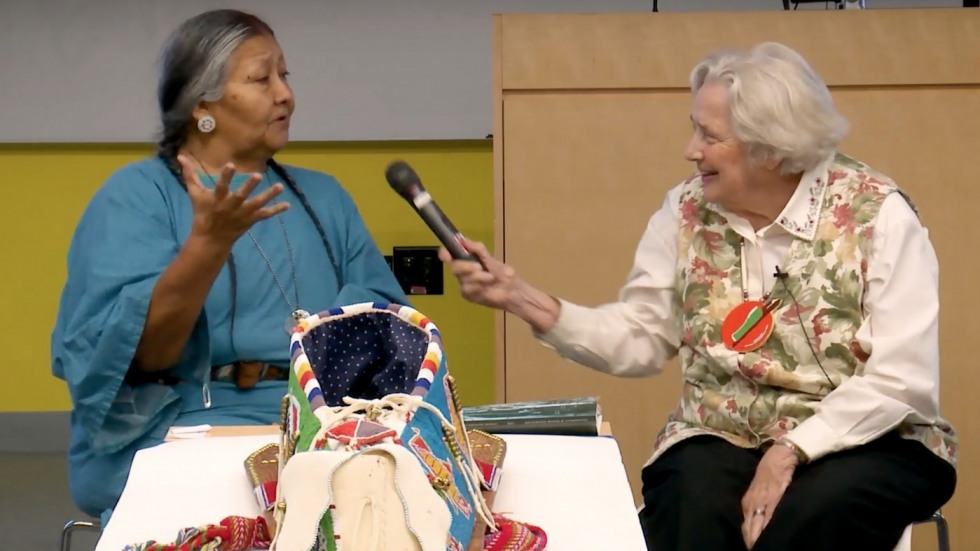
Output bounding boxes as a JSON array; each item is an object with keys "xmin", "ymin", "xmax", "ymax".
[{"xmin": 0, "ymin": 141, "xmax": 495, "ymax": 411}]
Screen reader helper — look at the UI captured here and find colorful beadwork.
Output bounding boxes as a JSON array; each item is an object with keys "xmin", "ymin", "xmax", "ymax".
[
  {"xmin": 483, "ymin": 514, "xmax": 548, "ymax": 551},
  {"xmin": 408, "ymin": 427, "xmax": 473, "ymax": 519},
  {"xmin": 122, "ymin": 516, "xmax": 271, "ymax": 551}
]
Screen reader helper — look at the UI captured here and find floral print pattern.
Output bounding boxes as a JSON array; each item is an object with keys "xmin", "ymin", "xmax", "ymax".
[{"xmin": 650, "ymin": 153, "xmax": 957, "ymax": 466}]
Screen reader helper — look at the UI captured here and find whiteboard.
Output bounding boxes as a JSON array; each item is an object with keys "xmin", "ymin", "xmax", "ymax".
[{"xmin": 0, "ymin": 0, "xmax": 959, "ymax": 143}]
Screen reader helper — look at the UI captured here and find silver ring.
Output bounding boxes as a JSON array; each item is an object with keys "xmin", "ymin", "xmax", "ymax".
[{"xmin": 753, "ymin": 507, "xmax": 766, "ymax": 516}]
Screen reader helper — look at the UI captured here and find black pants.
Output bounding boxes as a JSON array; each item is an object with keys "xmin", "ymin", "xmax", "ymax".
[{"xmin": 638, "ymin": 433, "xmax": 956, "ymax": 551}]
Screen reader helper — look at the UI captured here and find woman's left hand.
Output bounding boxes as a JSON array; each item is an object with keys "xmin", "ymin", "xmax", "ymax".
[{"xmin": 741, "ymin": 444, "xmax": 799, "ymax": 549}]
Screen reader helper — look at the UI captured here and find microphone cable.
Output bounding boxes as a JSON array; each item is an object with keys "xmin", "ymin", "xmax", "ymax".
[{"xmin": 775, "ymin": 266, "xmax": 838, "ymax": 391}]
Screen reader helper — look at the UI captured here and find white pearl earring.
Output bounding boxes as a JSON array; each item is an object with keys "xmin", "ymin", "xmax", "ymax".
[{"xmin": 197, "ymin": 115, "xmax": 216, "ymax": 133}]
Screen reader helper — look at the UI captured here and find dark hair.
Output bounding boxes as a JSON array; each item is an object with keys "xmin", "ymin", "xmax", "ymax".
[{"xmin": 155, "ymin": 10, "xmax": 342, "ymax": 357}]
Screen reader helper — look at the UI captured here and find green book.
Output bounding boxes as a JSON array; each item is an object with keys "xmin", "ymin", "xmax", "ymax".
[{"xmin": 460, "ymin": 396, "xmax": 602, "ymax": 436}]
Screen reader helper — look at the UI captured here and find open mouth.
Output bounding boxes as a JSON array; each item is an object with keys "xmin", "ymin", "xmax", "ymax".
[{"xmin": 700, "ymin": 170, "xmax": 719, "ymax": 180}]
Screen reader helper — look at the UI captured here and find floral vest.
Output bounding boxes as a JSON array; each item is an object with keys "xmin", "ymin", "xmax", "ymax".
[{"xmin": 650, "ymin": 153, "xmax": 957, "ymax": 466}]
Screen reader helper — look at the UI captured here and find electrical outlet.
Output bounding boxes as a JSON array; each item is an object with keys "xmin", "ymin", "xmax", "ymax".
[{"xmin": 392, "ymin": 246, "xmax": 444, "ymax": 295}]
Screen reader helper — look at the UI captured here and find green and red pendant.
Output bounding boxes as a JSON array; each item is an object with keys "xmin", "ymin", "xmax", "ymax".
[{"xmin": 721, "ymin": 296, "xmax": 782, "ymax": 353}]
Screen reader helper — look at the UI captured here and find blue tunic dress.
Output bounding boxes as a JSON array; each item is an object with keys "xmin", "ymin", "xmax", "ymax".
[{"xmin": 50, "ymin": 157, "xmax": 408, "ymax": 518}]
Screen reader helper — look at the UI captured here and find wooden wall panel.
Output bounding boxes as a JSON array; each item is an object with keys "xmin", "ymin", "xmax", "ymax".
[
  {"xmin": 500, "ymin": 10, "xmax": 980, "ymax": 90},
  {"xmin": 494, "ymin": 9, "xmax": 980, "ymax": 550},
  {"xmin": 502, "ymin": 93, "xmax": 690, "ymax": 497}
]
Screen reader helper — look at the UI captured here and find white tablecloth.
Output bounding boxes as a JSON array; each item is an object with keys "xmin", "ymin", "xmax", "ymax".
[{"xmin": 96, "ymin": 433, "xmax": 646, "ymax": 550}]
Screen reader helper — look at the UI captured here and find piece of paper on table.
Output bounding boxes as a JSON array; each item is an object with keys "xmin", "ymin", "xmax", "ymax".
[
  {"xmin": 95, "ymin": 434, "xmax": 278, "ymax": 551},
  {"xmin": 166, "ymin": 424, "xmax": 212, "ymax": 438}
]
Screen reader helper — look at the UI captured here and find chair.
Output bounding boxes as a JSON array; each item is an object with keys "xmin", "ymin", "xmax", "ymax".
[
  {"xmin": 893, "ymin": 511, "xmax": 950, "ymax": 551},
  {"xmin": 60, "ymin": 518, "xmax": 101, "ymax": 551}
]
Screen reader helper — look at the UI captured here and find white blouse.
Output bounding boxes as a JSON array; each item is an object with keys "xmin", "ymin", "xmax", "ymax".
[{"xmin": 536, "ymin": 156, "xmax": 944, "ymax": 462}]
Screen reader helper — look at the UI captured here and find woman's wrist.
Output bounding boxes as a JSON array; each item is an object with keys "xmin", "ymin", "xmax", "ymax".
[
  {"xmin": 186, "ymin": 231, "xmax": 235, "ymax": 258},
  {"xmin": 509, "ymin": 281, "xmax": 561, "ymax": 334},
  {"xmin": 775, "ymin": 437, "xmax": 809, "ymax": 465}
]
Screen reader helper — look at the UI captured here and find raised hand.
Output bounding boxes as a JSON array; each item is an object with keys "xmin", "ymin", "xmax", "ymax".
[{"xmin": 177, "ymin": 155, "xmax": 290, "ymax": 247}]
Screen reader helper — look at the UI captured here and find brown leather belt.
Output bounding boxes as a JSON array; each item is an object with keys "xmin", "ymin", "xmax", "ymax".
[{"xmin": 211, "ymin": 361, "xmax": 290, "ymax": 389}]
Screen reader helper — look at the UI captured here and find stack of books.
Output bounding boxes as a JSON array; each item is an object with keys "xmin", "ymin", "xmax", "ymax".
[{"xmin": 461, "ymin": 396, "xmax": 602, "ymax": 437}]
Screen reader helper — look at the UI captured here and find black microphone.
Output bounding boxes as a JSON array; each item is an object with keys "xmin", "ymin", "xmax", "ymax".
[
  {"xmin": 385, "ymin": 160, "xmax": 480, "ymax": 264},
  {"xmin": 774, "ymin": 266, "xmax": 789, "ymax": 280}
]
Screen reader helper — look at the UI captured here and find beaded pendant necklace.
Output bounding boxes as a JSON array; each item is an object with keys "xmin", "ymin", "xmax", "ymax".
[{"xmin": 720, "ymin": 237, "xmax": 783, "ymax": 353}]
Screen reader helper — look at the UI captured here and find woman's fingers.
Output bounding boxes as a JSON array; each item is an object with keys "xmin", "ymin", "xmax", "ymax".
[
  {"xmin": 746, "ymin": 510, "xmax": 767, "ymax": 549},
  {"xmin": 177, "ymin": 155, "xmax": 207, "ymax": 197},
  {"xmin": 233, "ymin": 172, "xmax": 266, "ymax": 203},
  {"xmin": 452, "ymin": 262, "xmax": 496, "ymax": 283},
  {"xmin": 437, "ymin": 246, "xmax": 454, "ymax": 263},
  {"xmin": 463, "ymin": 270, "xmax": 498, "ymax": 285},
  {"xmin": 213, "ymin": 163, "xmax": 236, "ymax": 200},
  {"xmin": 440, "ymin": 239, "xmax": 492, "ymax": 270},
  {"xmin": 462, "ymin": 237, "xmax": 490, "ymax": 258},
  {"xmin": 243, "ymin": 182, "xmax": 285, "ymax": 212},
  {"xmin": 254, "ymin": 202, "xmax": 291, "ymax": 221}
]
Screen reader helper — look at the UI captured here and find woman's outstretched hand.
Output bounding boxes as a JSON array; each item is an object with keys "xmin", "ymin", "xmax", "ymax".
[
  {"xmin": 178, "ymin": 155, "xmax": 289, "ymax": 248},
  {"xmin": 439, "ymin": 238, "xmax": 518, "ymax": 310},
  {"xmin": 439, "ymin": 238, "xmax": 561, "ymax": 333}
]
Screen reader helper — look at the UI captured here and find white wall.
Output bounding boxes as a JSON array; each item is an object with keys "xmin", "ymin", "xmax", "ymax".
[{"xmin": 0, "ymin": 0, "xmax": 961, "ymax": 142}]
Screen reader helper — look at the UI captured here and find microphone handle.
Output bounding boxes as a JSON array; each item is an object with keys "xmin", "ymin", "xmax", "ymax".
[{"xmin": 415, "ymin": 200, "xmax": 480, "ymax": 263}]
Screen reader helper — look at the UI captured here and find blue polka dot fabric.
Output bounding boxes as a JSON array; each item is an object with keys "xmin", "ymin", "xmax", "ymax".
[{"xmin": 301, "ymin": 311, "xmax": 427, "ymax": 406}]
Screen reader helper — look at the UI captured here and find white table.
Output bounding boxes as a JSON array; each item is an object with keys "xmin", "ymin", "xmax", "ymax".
[{"xmin": 96, "ymin": 432, "xmax": 646, "ymax": 550}]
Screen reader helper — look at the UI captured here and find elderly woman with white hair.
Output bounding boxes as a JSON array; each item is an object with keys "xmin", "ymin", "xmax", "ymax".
[{"xmin": 441, "ymin": 42, "xmax": 957, "ymax": 550}]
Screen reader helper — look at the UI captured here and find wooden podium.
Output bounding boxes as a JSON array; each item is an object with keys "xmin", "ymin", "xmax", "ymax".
[{"xmin": 492, "ymin": 8, "xmax": 980, "ymax": 550}]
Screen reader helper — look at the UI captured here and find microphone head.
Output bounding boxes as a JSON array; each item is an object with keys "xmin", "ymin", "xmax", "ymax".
[{"xmin": 385, "ymin": 160, "xmax": 423, "ymax": 197}]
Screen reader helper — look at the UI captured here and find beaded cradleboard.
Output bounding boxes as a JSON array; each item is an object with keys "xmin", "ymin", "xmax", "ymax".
[
  {"xmin": 271, "ymin": 302, "xmax": 494, "ymax": 551},
  {"xmin": 121, "ymin": 302, "xmax": 546, "ymax": 551}
]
